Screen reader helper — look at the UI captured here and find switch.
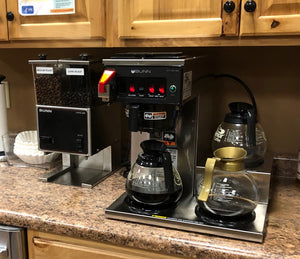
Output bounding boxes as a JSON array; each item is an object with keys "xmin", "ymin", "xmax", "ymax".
[
  {"xmin": 169, "ymin": 84, "xmax": 177, "ymax": 93},
  {"xmin": 98, "ymin": 70, "xmax": 116, "ymax": 93},
  {"xmin": 75, "ymin": 138, "xmax": 84, "ymax": 150},
  {"xmin": 149, "ymin": 84, "xmax": 155, "ymax": 94},
  {"xmin": 159, "ymin": 85, "xmax": 165, "ymax": 94},
  {"xmin": 129, "ymin": 84, "xmax": 135, "ymax": 93}
]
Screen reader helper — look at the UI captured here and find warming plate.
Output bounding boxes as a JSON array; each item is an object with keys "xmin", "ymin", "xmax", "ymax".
[{"xmin": 106, "ymin": 166, "xmax": 271, "ymax": 243}]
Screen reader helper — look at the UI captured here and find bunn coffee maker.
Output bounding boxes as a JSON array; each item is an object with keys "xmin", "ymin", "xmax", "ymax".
[
  {"xmin": 100, "ymin": 53, "xmax": 271, "ymax": 242},
  {"xmin": 98, "ymin": 52, "xmax": 202, "ymax": 200},
  {"xmin": 29, "ymin": 54, "xmax": 122, "ymax": 188}
]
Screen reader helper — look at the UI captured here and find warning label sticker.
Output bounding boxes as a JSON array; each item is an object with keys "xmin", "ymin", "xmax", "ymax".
[
  {"xmin": 19, "ymin": 0, "xmax": 75, "ymax": 16},
  {"xmin": 144, "ymin": 112, "xmax": 167, "ymax": 120}
]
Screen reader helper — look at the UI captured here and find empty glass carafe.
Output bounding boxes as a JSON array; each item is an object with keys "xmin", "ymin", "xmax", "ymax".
[{"xmin": 197, "ymin": 147, "xmax": 259, "ymax": 217}]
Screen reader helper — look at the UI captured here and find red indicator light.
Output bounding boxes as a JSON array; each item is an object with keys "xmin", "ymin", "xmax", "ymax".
[
  {"xmin": 129, "ymin": 84, "xmax": 135, "ymax": 93},
  {"xmin": 149, "ymin": 84, "xmax": 155, "ymax": 94},
  {"xmin": 159, "ymin": 86, "xmax": 165, "ymax": 94}
]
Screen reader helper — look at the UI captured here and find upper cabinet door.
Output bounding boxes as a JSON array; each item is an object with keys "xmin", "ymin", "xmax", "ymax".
[
  {"xmin": 6, "ymin": 0, "xmax": 105, "ymax": 40},
  {"xmin": 240, "ymin": 0, "xmax": 300, "ymax": 35},
  {"xmin": 0, "ymin": 1, "xmax": 8, "ymax": 41},
  {"xmin": 118, "ymin": 0, "xmax": 223, "ymax": 39}
]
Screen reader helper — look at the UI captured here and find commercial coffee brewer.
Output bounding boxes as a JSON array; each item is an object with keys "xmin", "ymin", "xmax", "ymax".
[
  {"xmin": 29, "ymin": 54, "xmax": 122, "ymax": 188},
  {"xmin": 99, "ymin": 52, "xmax": 272, "ymax": 242}
]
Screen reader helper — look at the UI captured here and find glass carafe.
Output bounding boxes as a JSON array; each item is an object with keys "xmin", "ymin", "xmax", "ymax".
[
  {"xmin": 197, "ymin": 147, "xmax": 259, "ymax": 217},
  {"xmin": 212, "ymin": 102, "xmax": 267, "ymax": 168},
  {"xmin": 126, "ymin": 140, "xmax": 183, "ymax": 207}
]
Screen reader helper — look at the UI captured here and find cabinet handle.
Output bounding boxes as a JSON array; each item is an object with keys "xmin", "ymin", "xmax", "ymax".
[
  {"xmin": 224, "ymin": 1, "xmax": 236, "ymax": 13},
  {"xmin": 244, "ymin": 0, "xmax": 257, "ymax": 12},
  {"xmin": 6, "ymin": 12, "xmax": 14, "ymax": 21}
]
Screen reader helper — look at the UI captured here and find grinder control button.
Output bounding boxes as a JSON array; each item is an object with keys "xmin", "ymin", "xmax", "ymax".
[{"xmin": 75, "ymin": 138, "xmax": 84, "ymax": 150}]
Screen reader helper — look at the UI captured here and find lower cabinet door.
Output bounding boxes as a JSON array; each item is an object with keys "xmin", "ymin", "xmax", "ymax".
[{"xmin": 27, "ymin": 230, "xmax": 181, "ymax": 259}]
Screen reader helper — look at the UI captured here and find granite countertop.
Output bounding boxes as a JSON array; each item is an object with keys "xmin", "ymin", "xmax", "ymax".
[{"xmin": 0, "ymin": 162, "xmax": 299, "ymax": 258}]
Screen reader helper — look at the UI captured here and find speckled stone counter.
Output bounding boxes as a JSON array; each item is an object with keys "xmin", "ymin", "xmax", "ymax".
[{"xmin": 0, "ymin": 162, "xmax": 299, "ymax": 258}]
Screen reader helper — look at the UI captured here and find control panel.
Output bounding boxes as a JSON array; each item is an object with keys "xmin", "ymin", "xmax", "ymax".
[
  {"xmin": 37, "ymin": 106, "xmax": 90, "ymax": 155},
  {"xmin": 117, "ymin": 77, "xmax": 166, "ymax": 99},
  {"xmin": 99, "ymin": 65, "xmax": 183, "ymax": 105}
]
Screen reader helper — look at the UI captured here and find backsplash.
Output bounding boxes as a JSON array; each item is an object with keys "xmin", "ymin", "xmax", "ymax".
[
  {"xmin": 0, "ymin": 46, "xmax": 299, "ymax": 157},
  {"xmin": 272, "ymin": 154, "xmax": 299, "ymax": 178}
]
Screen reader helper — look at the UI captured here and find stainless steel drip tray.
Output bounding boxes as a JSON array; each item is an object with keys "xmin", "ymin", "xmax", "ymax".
[
  {"xmin": 105, "ymin": 168, "xmax": 271, "ymax": 243},
  {"xmin": 39, "ymin": 165, "xmax": 114, "ymax": 188}
]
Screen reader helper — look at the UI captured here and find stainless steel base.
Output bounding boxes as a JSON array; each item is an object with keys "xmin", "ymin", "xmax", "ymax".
[
  {"xmin": 39, "ymin": 166, "xmax": 114, "ymax": 188},
  {"xmin": 39, "ymin": 148, "xmax": 117, "ymax": 188},
  {"xmin": 106, "ymin": 166, "xmax": 271, "ymax": 243}
]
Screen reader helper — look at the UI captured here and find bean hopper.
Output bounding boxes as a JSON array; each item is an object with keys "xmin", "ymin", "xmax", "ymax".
[
  {"xmin": 100, "ymin": 52, "xmax": 272, "ymax": 243},
  {"xmin": 29, "ymin": 54, "xmax": 122, "ymax": 188}
]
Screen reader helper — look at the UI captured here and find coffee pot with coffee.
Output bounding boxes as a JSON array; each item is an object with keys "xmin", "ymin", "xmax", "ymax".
[{"xmin": 126, "ymin": 139, "xmax": 183, "ymax": 207}]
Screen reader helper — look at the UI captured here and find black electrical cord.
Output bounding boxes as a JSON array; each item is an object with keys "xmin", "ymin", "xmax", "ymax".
[{"xmin": 195, "ymin": 73, "xmax": 257, "ymax": 116}]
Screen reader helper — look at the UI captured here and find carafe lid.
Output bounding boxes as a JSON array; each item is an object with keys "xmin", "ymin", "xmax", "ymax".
[
  {"xmin": 224, "ymin": 102, "xmax": 257, "ymax": 124},
  {"xmin": 136, "ymin": 140, "xmax": 167, "ymax": 168}
]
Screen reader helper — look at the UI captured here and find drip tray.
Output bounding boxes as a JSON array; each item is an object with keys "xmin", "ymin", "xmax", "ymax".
[
  {"xmin": 39, "ymin": 166, "xmax": 114, "ymax": 188},
  {"xmin": 105, "ymin": 168, "xmax": 271, "ymax": 243}
]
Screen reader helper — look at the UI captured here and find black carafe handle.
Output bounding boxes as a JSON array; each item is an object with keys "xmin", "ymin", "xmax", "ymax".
[
  {"xmin": 128, "ymin": 104, "xmax": 140, "ymax": 132},
  {"xmin": 162, "ymin": 151, "xmax": 174, "ymax": 193}
]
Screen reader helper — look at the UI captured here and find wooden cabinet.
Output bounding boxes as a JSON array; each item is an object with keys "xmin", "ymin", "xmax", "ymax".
[
  {"xmin": 240, "ymin": 0, "xmax": 300, "ymax": 35},
  {"xmin": 117, "ymin": 0, "xmax": 241, "ymax": 39},
  {"xmin": 27, "ymin": 230, "xmax": 182, "ymax": 259},
  {"xmin": 0, "ymin": 1, "xmax": 8, "ymax": 41},
  {"xmin": 1, "ymin": 0, "xmax": 105, "ymax": 41},
  {"xmin": 1, "ymin": 0, "xmax": 300, "ymax": 47}
]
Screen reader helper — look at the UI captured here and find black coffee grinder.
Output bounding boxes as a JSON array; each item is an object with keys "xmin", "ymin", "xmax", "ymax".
[
  {"xmin": 100, "ymin": 53, "xmax": 272, "ymax": 243},
  {"xmin": 29, "ymin": 54, "xmax": 122, "ymax": 188}
]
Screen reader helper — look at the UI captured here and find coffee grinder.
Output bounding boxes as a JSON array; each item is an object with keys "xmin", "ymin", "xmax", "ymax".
[
  {"xmin": 100, "ymin": 52, "xmax": 272, "ymax": 242},
  {"xmin": 29, "ymin": 54, "xmax": 122, "ymax": 188}
]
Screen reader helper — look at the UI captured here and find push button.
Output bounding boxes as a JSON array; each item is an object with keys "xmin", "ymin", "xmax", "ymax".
[
  {"xmin": 149, "ymin": 84, "xmax": 155, "ymax": 94},
  {"xmin": 75, "ymin": 138, "xmax": 84, "ymax": 150},
  {"xmin": 169, "ymin": 85, "xmax": 177, "ymax": 93},
  {"xmin": 159, "ymin": 85, "xmax": 165, "ymax": 94},
  {"xmin": 129, "ymin": 84, "xmax": 136, "ymax": 93}
]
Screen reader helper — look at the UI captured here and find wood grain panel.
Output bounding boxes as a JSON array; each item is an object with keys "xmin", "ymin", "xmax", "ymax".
[
  {"xmin": 118, "ymin": 0, "xmax": 222, "ymax": 38},
  {"xmin": 6, "ymin": 0, "xmax": 105, "ymax": 40},
  {"xmin": 240, "ymin": 0, "xmax": 300, "ymax": 35},
  {"xmin": 222, "ymin": 0, "xmax": 241, "ymax": 36},
  {"xmin": 28, "ymin": 230, "xmax": 183, "ymax": 259},
  {"xmin": 0, "ymin": 1, "xmax": 8, "ymax": 41}
]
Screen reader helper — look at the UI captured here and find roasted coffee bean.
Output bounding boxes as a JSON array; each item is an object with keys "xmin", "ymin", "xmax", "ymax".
[
  {"xmin": 34, "ymin": 75, "xmax": 62, "ymax": 106},
  {"xmin": 34, "ymin": 74, "xmax": 91, "ymax": 107}
]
